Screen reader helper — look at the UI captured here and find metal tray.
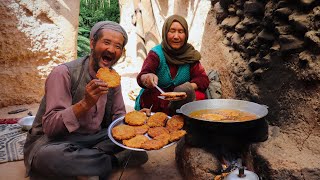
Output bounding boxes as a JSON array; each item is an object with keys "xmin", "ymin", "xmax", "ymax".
[{"xmin": 107, "ymin": 114, "xmax": 176, "ymax": 151}]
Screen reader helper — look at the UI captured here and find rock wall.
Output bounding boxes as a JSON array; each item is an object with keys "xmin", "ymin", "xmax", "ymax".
[
  {"xmin": 0, "ymin": 0, "xmax": 79, "ymax": 107},
  {"xmin": 213, "ymin": 0, "xmax": 320, "ymax": 179}
]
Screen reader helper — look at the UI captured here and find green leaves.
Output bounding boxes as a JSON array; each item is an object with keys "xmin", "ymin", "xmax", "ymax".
[
  {"xmin": 77, "ymin": 35, "xmax": 91, "ymax": 57},
  {"xmin": 77, "ymin": 0, "xmax": 120, "ymax": 57}
]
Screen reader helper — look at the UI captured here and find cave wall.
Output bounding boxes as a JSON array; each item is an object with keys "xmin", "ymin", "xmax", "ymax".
[
  {"xmin": 215, "ymin": 0, "xmax": 320, "ymax": 142},
  {"xmin": 213, "ymin": 0, "xmax": 320, "ymax": 179},
  {"xmin": 0, "ymin": 0, "xmax": 80, "ymax": 107}
]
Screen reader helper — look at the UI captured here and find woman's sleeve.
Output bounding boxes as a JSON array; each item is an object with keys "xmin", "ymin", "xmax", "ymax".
[
  {"xmin": 190, "ymin": 62, "xmax": 210, "ymax": 91},
  {"xmin": 137, "ymin": 51, "xmax": 160, "ymax": 88}
]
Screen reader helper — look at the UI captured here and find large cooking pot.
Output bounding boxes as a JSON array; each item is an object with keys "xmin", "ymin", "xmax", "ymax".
[
  {"xmin": 177, "ymin": 99, "xmax": 268, "ymax": 123},
  {"xmin": 176, "ymin": 99, "xmax": 269, "ymax": 147}
]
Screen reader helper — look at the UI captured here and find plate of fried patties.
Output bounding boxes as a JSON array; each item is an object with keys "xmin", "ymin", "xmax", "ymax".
[{"xmin": 108, "ymin": 111, "xmax": 187, "ymax": 151}]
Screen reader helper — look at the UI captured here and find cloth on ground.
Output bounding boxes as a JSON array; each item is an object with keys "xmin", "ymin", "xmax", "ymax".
[
  {"xmin": 0, "ymin": 118, "xmax": 20, "ymax": 124},
  {"xmin": 0, "ymin": 124, "xmax": 27, "ymax": 163},
  {"xmin": 205, "ymin": 70, "xmax": 222, "ymax": 99}
]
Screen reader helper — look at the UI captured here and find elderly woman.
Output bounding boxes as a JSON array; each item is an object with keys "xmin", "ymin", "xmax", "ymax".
[{"xmin": 135, "ymin": 15, "xmax": 209, "ymax": 115}]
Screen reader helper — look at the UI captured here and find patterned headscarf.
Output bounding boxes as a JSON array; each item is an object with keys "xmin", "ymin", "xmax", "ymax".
[
  {"xmin": 161, "ymin": 15, "xmax": 201, "ymax": 65},
  {"xmin": 90, "ymin": 21, "xmax": 128, "ymax": 46}
]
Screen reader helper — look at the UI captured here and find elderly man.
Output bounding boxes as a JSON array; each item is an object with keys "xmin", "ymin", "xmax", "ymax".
[{"xmin": 23, "ymin": 21, "xmax": 148, "ymax": 180}]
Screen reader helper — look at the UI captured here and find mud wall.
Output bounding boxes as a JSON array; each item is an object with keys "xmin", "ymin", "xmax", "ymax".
[
  {"xmin": 215, "ymin": 0, "xmax": 320, "ymax": 135},
  {"xmin": 213, "ymin": 0, "xmax": 320, "ymax": 179},
  {"xmin": 0, "ymin": 0, "xmax": 79, "ymax": 107}
]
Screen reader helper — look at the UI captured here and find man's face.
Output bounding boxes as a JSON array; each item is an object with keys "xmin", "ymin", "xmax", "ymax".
[
  {"xmin": 90, "ymin": 29, "xmax": 124, "ymax": 71},
  {"xmin": 167, "ymin": 21, "xmax": 186, "ymax": 50}
]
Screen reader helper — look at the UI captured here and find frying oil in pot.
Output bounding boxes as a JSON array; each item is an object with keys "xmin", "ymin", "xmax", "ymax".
[{"xmin": 189, "ymin": 109, "xmax": 258, "ymax": 121}]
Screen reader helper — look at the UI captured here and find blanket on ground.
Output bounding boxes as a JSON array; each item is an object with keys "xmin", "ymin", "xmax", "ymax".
[{"xmin": 0, "ymin": 124, "xmax": 27, "ymax": 163}]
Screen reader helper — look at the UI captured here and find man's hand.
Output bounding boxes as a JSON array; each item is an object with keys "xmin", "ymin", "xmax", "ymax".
[
  {"xmin": 141, "ymin": 73, "xmax": 158, "ymax": 88},
  {"xmin": 83, "ymin": 79, "xmax": 109, "ymax": 108},
  {"xmin": 73, "ymin": 79, "xmax": 109, "ymax": 118}
]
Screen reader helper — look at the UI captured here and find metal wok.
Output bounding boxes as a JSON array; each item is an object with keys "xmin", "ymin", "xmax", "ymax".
[
  {"xmin": 177, "ymin": 99, "xmax": 268, "ymax": 123},
  {"xmin": 176, "ymin": 99, "xmax": 269, "ymax": 146}
]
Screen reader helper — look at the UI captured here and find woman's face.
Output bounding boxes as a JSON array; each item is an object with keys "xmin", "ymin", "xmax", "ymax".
[{"xmin": 167, "ymin": 21, "xmax": 186, "ymax": 50}]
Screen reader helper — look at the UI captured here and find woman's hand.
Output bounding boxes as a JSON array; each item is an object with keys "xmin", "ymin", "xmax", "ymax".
[
  {"xmin": 141, "ymin": 73, "xmax": 158, "ymax": 88},
  {"xmin": 190, "ymin": 82, "xmax": 198, "ymax": 90},
  {"xmin": 139, "ymin": 108, "xmax": 152, "ymax": 117}
]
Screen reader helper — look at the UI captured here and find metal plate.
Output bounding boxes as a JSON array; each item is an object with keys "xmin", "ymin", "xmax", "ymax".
[
  {"xmin": 107, "ymin": 114, "xmax": 176, "ymax": 151},
  {"xmin": 157, "ymin": 96, "xmax": 185, "ymax": 101}
]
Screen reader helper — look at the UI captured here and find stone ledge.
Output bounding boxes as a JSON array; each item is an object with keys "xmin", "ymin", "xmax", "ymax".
[{"xmin": 254, "ymin": 126, "xmax": 320, "ymax": 179}]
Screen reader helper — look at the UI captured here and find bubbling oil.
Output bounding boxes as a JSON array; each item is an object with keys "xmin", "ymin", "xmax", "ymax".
[{"xmin": 189, "ymin": 109, "xmax": 258, "ymax": 122}]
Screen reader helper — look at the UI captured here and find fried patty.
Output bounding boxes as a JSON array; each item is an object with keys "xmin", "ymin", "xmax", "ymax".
[
  {"xmin": 112, "ymin": 124, "xmax": 136, "ymax": 140},
  {"xmin": 169, "ymin": 130, "xmax": 187, "ymax": 142},
  {"xmin": 147, "ymin": 112, "xmax": 168, "ymax": 127},
  {"xmin": 96, "ymin": 67, "xmax": 121, "ymax": 88},
  {"xmin": 122, "ymin": 135, "xmax": 149, "ymax": 148},
  {"xmin": 154, "ymin": 133, "xmax": 170, "ymax": 145},
  {"xmin": 141, "ymin": 139, "xmax": 167, "ymax": 150},
  {"xmin": 166, "ymin": 115, "xmax": 185, "ymax": 132},
  {"xmin": 125, "ymin": 111, "xmax": 147, "ymax": 126},
  {"xmin": 134, "ymin": 124, "xmax": 149, "ymax": 135},
  {"xmin": 147, "ymin": 127, "xmax": 170, "ymax": 138},
  {"xmin": 160, "ymin": 92, "xmax": 187, "ymax": 100}
]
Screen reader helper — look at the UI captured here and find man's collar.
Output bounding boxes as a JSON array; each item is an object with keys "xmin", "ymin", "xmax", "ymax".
[{"xmin": 88, "ymin": 57, "xmax": 97, "ymax": 79}]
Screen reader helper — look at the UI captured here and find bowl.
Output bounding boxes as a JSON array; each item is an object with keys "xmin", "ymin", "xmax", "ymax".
[{"xmin": 18, "ymin": 116, "xmax": 35, "ymax": 131}]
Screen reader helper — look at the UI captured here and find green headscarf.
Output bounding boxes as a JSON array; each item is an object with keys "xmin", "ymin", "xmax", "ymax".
[{"xmin": 161, "ymin": 15, "xmax": 201, "ymax": 65}]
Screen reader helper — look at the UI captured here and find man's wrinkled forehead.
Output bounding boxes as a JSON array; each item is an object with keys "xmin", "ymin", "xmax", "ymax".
[{"xmin": 90, "ymin": 21, "xmax": 128, "ymax": 46}]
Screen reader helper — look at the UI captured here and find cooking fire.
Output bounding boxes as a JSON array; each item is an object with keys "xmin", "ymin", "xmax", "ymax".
[{"xmin": 175, "ymin": 99, "xmax": 269, "ymax": 180}]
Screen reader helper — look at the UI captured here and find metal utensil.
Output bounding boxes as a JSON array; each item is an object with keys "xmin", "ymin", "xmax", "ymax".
[
  {"xmin": 118, "ymin": 150, "xmax": 132, "ymax": 180},
  {"xmin": 154, "ymin": 85, "xmax": 168, "ymax": 100},
  {"xmin": 155, "ymin": 85, "xmax": 165, "ymax": 94},
  {"xmin": 224, "ymin": 167, "xmax": 259, "ymax": 180},
  {"xmin": 147, "ymin": 104, "xmax": 153, "ymax": 117},
  {"xmin": 8, "ymin": 108, "xmax": 28, "ymax": 114}
]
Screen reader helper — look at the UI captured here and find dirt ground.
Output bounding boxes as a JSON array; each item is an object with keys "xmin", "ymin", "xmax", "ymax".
[{"xmin": 0, "ymin": 101, "xmax": 183, "ymax": 180}]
